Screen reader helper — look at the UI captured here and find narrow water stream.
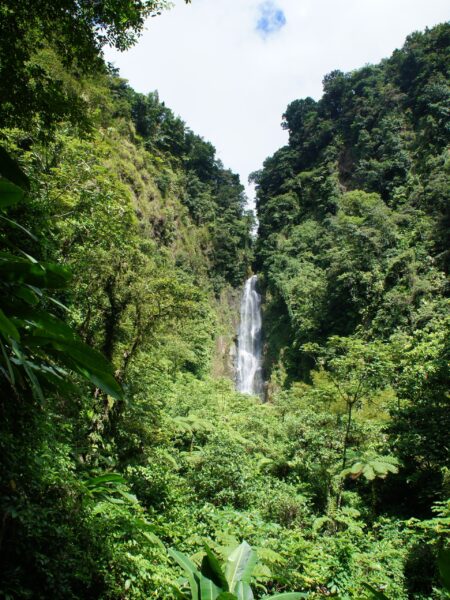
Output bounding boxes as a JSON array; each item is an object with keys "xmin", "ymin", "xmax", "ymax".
[{"xmin": 236, "ymin": 275, "xmax": 263, "ymax": 397}]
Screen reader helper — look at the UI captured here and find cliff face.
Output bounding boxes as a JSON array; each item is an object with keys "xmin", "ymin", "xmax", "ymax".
[{"xmin": 211, "ymin": 285, "xmax": 241, "ymax": 380}]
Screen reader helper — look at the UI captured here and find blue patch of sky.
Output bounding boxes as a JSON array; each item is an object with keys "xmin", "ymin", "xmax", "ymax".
[{"xmin": 256, "ymin": 1, "xmax": 286, "ymax": 37}]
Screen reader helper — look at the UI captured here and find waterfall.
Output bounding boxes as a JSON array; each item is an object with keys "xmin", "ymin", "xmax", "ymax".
[{"xmin": 236, "ymin": 275, "xmax": 263, "ymax": 397}]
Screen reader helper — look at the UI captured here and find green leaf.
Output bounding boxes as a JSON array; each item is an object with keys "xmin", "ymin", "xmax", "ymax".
[
  {"xmin": 48, "ymin": 295, "xmax": 69, "ymax": 312},
  {"xmin": 49, "ymin": 338, "xmax": 115, "ymax": 376},
  {"xmin": 102, "ymin": 496, "xmax": 125, "ymax": 505},
  {"xmin": 362, "ymin": 583, "xmax": 390, "ymax": 599},
  {"xmin": 15, "ymin": 309, "xmax": 77, "ymax": 341},
  {"xmin": 140, "ymin": 530, "xmax": 166, "ymax": 551},
  {"xmin": 72, "ymin": 362, "xmax": 123, "ymax": 401},
  {"xmin": 0, "ymin": 308, "xmax": 20, "ymax": 341},
  {"xmin": 27, "ymin": 336, "xmax": 123, "ymax": 400},
  {"xmin": 363, "ymin": 465, "xmax": 376, "ymax": 481},
  {"xmin": 0, "ymin": 338, "xmax": 16, "ymax": 385},
  {"xmin": 261, "ymin": 592, "xmax": 309, "ymax": 600},
  {"xmin": 14, "ymin": 286, "xmax": 39, "ymax": 306},
  {"xmin": 234, "ymin": 581, "xmax": 254, "ymax": 600},
  {"xmin": 384, "ymin": 463, "xmax": 399, "ymax": 474},
  {"xmin": 0, "ymin": 179, "xmax": 25, "ymax": 209},
  {"xmin": 0, "ymin": 147, "xmax": 30, "ymax": 190},
  {"xmin": 169, "ymin": 549, "xmax": 199, "ymax": 577},
  {"xmin": 117, "ymin": 489, "xmax": 139, "ymax": 504},
  {"xmin": 12, "ymin": 341, "xmax": 44, "ymax": 401},
  {"xmin": 202, "ymin": 544, "xmax": 229, "ymax": 591},
  {"xmin": 169, "ymin": 548, "xmax": 201, "ymax": 600},
  {"xmin": 0, "ymin": 214, "xmax": 37, "ymax": 240},
  {"xmin": 262, "ymin": 594, "xmax": 308, "ymax": 599},
  {"xmin": 49, "ymin": 350, "xmax": 123, "ymax": 401},
  {"xmin": 438, "ymin": 546, "xmax": 450, "ymax": 591},
  {"xmin": 37, "ymin": 362, "xmax": 79, "ymax": 394},
  {"xmin": 350, "ymin": 462, "xmax": 364, "ymax": 474},
  {"xmin": 225, "ymin": 542, "xmax": 257, "ymax": 593},
  {"xmin": 0, "ymin": 259, "xmax": 70, "ymax": 288},
  {"xmin": 216, "ymin": 594, "xmax": 238, "ymax": 600},
  {"xmin": 200, "ymin": 575, "xmax": 222, "ymax": 600},
  {"xmin": 169, "ymin": 584, "xmax": 191, "ymax": 600},
  {"xmin": 85, "ymin": 473, "xmax": 125, "ymax": 487}
]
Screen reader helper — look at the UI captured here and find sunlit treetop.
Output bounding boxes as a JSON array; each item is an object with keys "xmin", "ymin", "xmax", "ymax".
[{"xmin": 0, "ymin": 0, "xmax": 190, "ymax": 129}]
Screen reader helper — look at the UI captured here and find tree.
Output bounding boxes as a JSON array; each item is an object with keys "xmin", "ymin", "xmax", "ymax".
[
  {"xmin": 304, "ymin": 337, "xmax": 392, "ymax": 474},
  {"xmin": 0, "ymin": 0, "xmax": 190, "ymax": 129},
  {"xmin": 387, "ymin": 320, "xmax": 450, "ymax": 511}
]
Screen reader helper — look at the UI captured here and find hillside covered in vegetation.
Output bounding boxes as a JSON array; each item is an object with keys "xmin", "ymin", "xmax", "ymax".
[{"xmin": 0, "ymin": 2, "xmax": 449, "ymax": 599}]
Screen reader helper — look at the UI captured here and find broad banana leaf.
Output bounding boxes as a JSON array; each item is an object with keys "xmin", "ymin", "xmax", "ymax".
[
  {"xmin": 200, "ymin": 575, "xmax": 222, "ymax": 600},
  {"xmin": 225, "ymin": 541, "xmax": 257, "ymax": 592},
  {"xmin": 202, "ymin": 544, "xmax": 229, "ymax": 590},
  {"xmin": 234, "ymin": 580, "xmax": 254, "ymax": 600},
  {"xmin": 169, "ymin": 548, "xmax": 201, "ymax": 600}
]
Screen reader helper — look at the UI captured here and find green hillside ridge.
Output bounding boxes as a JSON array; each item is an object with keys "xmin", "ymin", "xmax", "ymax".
[{"xmin": 0, "ymin": 3, "xmax": 449, "ymax": 599}]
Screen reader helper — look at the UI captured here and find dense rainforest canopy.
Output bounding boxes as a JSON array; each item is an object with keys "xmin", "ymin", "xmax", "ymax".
[{"xmin": 0, "ymin": 2, "xmax": 449, "ymax": 598}]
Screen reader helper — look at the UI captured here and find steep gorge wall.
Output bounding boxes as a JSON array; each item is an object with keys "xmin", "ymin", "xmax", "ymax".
[{"xmin": 211, "ymin": 285, "xmax": 241, "ymax": 380}]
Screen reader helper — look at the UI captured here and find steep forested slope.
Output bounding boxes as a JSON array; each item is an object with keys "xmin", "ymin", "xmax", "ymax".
[
  {"xmin": 254, "ymin": 24, "xmax": 449, "ymax": 373},
  {"xmin": 0, "ymin": 3, "xmax": 254, "ymax": 597},
  {"xmin": 250, "ymin": 21, "xmax": 450, "ymax": 595}
]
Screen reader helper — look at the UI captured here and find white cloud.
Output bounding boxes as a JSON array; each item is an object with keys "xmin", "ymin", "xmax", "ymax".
[{"xmin": 104, "ymin": 0, "xmax": 449, "ymax": 207}]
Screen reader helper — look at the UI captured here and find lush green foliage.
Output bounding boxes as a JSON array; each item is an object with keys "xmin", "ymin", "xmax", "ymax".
[
  {"xmin": 0, "ymin": 0, "xmax": 193, "ymax": 130},
  {"xmin": 250, "ymin": 21, "xmax": 449, "ymax": 599},
  {"xmin": 0, "ymin": 3, "xmax": 252, "ymax": 595},
  {"xmin": 0, "ymin": 6, "xmax": 448, "ymax": 600},
  {"xmin": 170, "ymin": 540, "xmax": 306, "ymax": 599}
]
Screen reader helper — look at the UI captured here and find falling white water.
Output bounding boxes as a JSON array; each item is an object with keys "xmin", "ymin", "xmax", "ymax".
[{"xmin": 236, "ymin": 275, "xmax": 263, "ymax": 397}]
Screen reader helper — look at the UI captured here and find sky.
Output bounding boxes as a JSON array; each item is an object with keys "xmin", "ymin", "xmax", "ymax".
[{"xmin": 105, "ymin": 0, "xmax": 449, "ymax": 205}]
